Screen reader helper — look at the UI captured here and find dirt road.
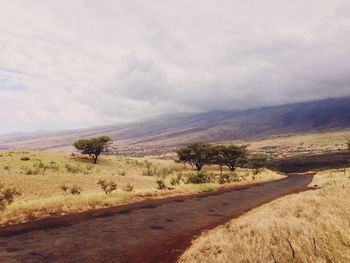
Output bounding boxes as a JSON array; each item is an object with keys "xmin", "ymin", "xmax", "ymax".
[{"xmin": 0, "ymin": 173, "xmax": 314, "ymax": 263}]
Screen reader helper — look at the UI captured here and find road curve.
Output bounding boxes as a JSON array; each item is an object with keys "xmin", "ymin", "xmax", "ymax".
[{"xmin": 0, "ymin": 173, "xmax": 314, "ymax": 263}]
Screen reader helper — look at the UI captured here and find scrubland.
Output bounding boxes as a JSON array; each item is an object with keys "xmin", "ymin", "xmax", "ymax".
[
  {"xmin": 179, "ymin": 168, "xmax": 350, "ymax": 263},
  {"xmin": 0, "ymin": 151, "xmax": 281, "ymax": 226},
  {"xmin": 240, "ymin": 130, "xmax": 350, "ymax": 158}
]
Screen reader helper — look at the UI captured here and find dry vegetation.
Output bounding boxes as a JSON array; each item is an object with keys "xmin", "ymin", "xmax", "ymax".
[
  {"xmin": 0, "ymin": 151, "xmax": 281, "ymax": 226},
  {"xmin": 234, "ymin": 130, "xmax": 350, "ymax": 158},
  {"xmin": 179, "ymin": 168, "xmax": 350, "ymax": 263}
]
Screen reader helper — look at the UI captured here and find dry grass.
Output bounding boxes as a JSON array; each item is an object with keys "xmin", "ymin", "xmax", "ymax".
[
  {"xmin": 232, "ymin": 130, "xmax": 350, "ymax": 158},
  {"xmin": 0, "ymin": 151, "xmax": 281, "ymax": 226},
  {"xmin": 179, "ymin": 168, "xmax": 350, "ymax": 263}
]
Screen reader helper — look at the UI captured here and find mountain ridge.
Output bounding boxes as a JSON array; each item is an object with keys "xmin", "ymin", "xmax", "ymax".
[{"xmin": 1, "ymin": 96, "xmax": 350, "ymax": 154}]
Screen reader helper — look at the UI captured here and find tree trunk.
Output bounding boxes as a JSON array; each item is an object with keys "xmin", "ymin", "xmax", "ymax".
[
  {"xmin": 228, "ymin": 165, "xmax": 235, "ymax": 171},
  {"xmin": 195, "ymin": 163, "xmax": 202, "ymax": 171}
]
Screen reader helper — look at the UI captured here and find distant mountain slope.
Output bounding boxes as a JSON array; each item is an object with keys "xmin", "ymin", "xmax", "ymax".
[{"xmin": 1, "ymin": 97, "xmax": 350, "ymax": 154}]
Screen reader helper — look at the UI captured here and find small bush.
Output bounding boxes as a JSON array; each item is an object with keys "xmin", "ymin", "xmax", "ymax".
[
  {"xmin": 70, "ymin": 185, "xmax": 82, "ymax": 195},
  {"xmin": 159, "ymin": 167, "xmax": 174, "ymax": 177},
  {"xmin": 230, "ymin": 172, "xmax": 241, "ymax": 182},
  {"xmin": 3, "ymin": 165, "xmax": 10, "ymax": 171},
  {"xmin": 142, "ymin": 160, "xmax": 159, "ymax": 176},
  {"xmin": 170, "ymin": 174, "xmax": 182, "ymax": 186},
  {"xmin": 156, "ymin": 179, "xmax": 166, "ymax": 190},
  {"xmin": 24, "ymin": 167, "xmax": 40, "ymax": 175},
  {"xmin": 218, "ymin": 174, "xmax": 231, "ymax": 184},
  {"xmin": 186, "ymin": 172, "xmax": 210, "ymax": 184},
  {"xmin": 97, "ymin": 179, "xmax": 117, "ymax": 194},
  {"xmin": 0, "ymin": 184, "xmax": 21, "ymax": 210},
  {"xmin": 218, "ymin": 171, "xmax": 242, "ymax": 184},
  {"xmin": 60, "ymin": 184, "xmax": 69, "ymax": 195},
  {"xmin": 60, "ymin": 184, "xmax": 82, "ymax": 195},
  {"xmin": 253, "ymin": 168, "xmax": 264, "ymax": 175},
  {"xmin": 123, "ymin": 183, "xmax": 134, "ymax": 192},
  {"xmin": 65, "ymin": 163, "xmax": 82, "ymax": 173},
  {"xmin": 36, "ymin": 160, "xmax": 45, "ymax": 169},
  {"xmin": 47, "ymin": 161, "xmax": 60, "ymax": 172}
]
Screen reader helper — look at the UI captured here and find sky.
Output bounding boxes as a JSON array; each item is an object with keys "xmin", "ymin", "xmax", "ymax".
[{"xmin": 1, "ymin": 0, "xmax": 350, "ymax": 134}]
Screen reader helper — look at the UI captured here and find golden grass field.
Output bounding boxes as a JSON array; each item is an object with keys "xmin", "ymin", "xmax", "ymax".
[
  {"xmin": 179, "ymin": 168, "xmax": 350, "ymax": 263},
  {"xmin": 0, "ymin": 151, "xmax": 282, "ymax": 226}
]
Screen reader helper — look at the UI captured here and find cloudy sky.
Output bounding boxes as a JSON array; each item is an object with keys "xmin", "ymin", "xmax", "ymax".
[{"xmin": 1, "ymin": 0, "xmax": 350, "ymax": 134}]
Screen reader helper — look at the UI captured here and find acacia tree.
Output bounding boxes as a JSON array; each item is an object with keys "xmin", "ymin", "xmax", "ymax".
[
  {"xmin": 212, "ymin": 144, "xmax": 248, "ymax": 171},
  {"xmin": 247, "ymin": 153, "xmax": 268, "ymax": 169},
  {"xmin": 73, "ymin": 136, "xmax": 112, "ymax": 164},
  {"xmin": 176, "ymin": 142, "xmax": 212, "ymax": 171},
  {"xmin": 211, "ymin": 145, "xmax": 226, "ymax": 174}
]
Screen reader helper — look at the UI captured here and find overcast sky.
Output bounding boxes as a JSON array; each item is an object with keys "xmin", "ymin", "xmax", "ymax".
[{"xmin": 1, "ymin": 0, "xmax": 350, "ymax": 134}]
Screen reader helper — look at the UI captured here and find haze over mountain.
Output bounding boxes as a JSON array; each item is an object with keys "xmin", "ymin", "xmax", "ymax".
[{"xmin": 1, "ymin": 97, "xmax": 349, "ymax": 154}]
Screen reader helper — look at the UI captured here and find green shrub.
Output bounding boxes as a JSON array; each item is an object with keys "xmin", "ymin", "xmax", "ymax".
[
  {"xmin": 186, "ymin": 172, "xmax": 210, "ymax": 184},
  {"xmin": 170, "ymin": 177, "xmax": 179, "ymax": 186},
  {"xmin": 0, "ymin": 184, "xmax": 21, "ymax": 210},
  {"xmin": 97, "ymin": 179, "xmax": 117, "ymax": 194},
  {"xmin": 156, "ymin": 179, "xmax": 166, "ymax": 190},
  {"xmin": 170, "ymin": 174, "xmax": 183, "ymax": 186},
  {"xmin": 218, "ymin": 173, "xmax": 231, "ymax": 184}
]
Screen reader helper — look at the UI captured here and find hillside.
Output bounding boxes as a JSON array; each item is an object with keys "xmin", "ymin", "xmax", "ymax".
[{"xmin": 1, "ymin": 97, "xmax": 350, "ymax": 155}]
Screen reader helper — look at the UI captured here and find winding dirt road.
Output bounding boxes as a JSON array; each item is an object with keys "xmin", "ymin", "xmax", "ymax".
[{"xmin": 0, "ymin": 173, "xmax": 314, "ymax": 263}]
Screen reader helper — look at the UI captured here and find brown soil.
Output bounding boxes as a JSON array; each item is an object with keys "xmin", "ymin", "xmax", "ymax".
[{"xmin": 0, "ymin": 173, "xmax": 314, "ymax": 263}]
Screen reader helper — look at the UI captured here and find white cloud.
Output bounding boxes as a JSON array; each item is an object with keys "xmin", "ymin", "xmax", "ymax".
[{"xmin": 0, "ymin": 0, "xmax": 350, "ymax": 133}]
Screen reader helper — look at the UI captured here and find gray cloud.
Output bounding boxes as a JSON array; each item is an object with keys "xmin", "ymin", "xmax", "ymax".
[{"xmin": 0, "ymin": 0, "xmax": 350, "ymax": 133}]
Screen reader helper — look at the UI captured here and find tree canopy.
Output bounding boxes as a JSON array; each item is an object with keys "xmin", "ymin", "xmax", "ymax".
[
  {"xmin": 246, "ymin": 153, "xmax": 268, "ymax": 169},
  {"xmin": 212, "ymin": 144, "xmax": 248, "ymax": 171},
  {"xmin": 176, "ymin": 142, "xmax": 213, "ymax": 171},
  {"xmin": 176, "ymin": 142, "xmax": 249, "ymax": 171},
  {"xmin": 73, "ymin": 136, "xmax": 112, "ymax": 164}
]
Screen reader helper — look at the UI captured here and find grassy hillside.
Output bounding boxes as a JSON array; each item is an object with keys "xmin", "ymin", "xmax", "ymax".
[
  {"xmin": 0, "ymin": 151, "xmax": 281, "ymax": 226},
  {"xmin": 241, "ymin": 130, "xmax": 350, "ymax": 158},
  {"xmin": 179, "ymin": 168, "xmax": 350, "ymax": 263}
]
